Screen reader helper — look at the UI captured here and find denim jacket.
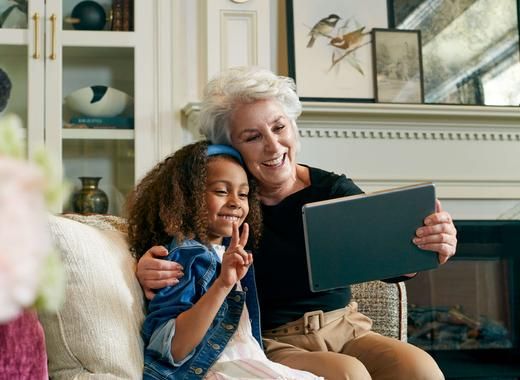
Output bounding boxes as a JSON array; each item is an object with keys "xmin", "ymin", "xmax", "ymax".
[{"xmin": 141, "ymin": 239, "xmax": 262, "ymax": 380}]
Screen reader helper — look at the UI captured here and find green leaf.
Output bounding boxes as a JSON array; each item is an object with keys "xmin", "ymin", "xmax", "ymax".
[{"xmin": 0, "ymin": 5, "xmax": 22, "ymax": 27}]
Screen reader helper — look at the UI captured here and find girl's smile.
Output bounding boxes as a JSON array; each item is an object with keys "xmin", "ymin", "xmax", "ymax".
[{"xmin": 205, "ymin": 156, "xmax": 249, "ymax": 244}]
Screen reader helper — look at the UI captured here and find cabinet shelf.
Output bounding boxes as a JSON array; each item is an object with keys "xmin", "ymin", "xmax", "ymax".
[
  {"xmin": 62, "ymin": 129, "xmax": 134, "ymax": 140},
  {"xmin": 62, "ymin": 31, "xmax": 136, "ymax": 48},
  {"xmin": 0, "ymin": 29, "xmax": 27, "ymax": 45},
  {"xmin": 63, "ymin": 45, "xmax": 133, "ymax": 59}
]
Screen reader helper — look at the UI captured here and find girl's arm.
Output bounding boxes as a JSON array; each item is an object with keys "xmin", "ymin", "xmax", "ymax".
[
  {"xmin": 172, "ymin": 223, "xmax": 251, "ymax": 361},
  {"xmin": 171, "ymin": 277, "xmax": 233, "ymax": 361}
]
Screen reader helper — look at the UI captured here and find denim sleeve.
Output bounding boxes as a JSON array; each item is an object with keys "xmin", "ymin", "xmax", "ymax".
[
  {"xmin": 147, "ymin": 319, "xmax": 195, "ymax": 366},
  {"xmin": 142, "ymin": 245, "xmax": 214, "ymax": 356}
]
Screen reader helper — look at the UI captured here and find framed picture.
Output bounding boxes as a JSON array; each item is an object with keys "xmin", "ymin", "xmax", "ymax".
[
  {"xmin": 372, "ymin": 28, "xmax": 424, "ymax": 103},
  {"xmin": 286, "ymin": 0, "xmax": 389, "ymax": 102}
]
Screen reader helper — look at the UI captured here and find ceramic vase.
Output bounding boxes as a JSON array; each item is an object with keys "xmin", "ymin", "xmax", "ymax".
[{"xmin": 72, "ymin": 177, "xmax": 109, "ymax": 214}]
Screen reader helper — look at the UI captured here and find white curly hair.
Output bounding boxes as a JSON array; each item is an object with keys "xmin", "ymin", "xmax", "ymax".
[{"xmin": 198, "ymin": 66, "xmax": 302, "ymax": 145}]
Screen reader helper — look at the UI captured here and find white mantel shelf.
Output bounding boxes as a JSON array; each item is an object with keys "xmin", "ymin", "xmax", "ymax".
[
  {"xmin": 297, "ymin": 102, "xmax": 520, "ymax": 126},
  {"xmin": 182, "ymin": 102, "xmax": 520, "ymax": 201},
  {"xmin": 296, "ymin": 103, "xmax": 520, "ymax": 142},
  {"xmin": 184, "ymin": 102, "xmax": 520, "ymax": 134},
  {"xmin": 184, "ymin": 101, "xmax": 520, "ymax": 120},
  {"xmin": 300, "ymin": 102, "xmax": 519, "ymax": 117}
]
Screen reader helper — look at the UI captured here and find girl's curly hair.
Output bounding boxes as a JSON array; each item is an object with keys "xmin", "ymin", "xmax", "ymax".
[{"xmin": 126, "ymin": 140, "xmax": 262, "ymax": 259}]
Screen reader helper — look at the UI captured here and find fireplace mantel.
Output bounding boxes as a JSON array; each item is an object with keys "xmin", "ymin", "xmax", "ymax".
[{"xmin": 182, "ymin": 102, "xmax": 520, "ymax": 203}]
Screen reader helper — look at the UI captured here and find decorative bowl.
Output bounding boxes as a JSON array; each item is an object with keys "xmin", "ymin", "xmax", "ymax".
[{"xmin": 64, "ymin": 85, "xmax": 132, "ymax": 117}]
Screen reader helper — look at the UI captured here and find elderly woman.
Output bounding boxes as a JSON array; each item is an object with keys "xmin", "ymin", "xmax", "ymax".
[{"xmin": 137, "ymin": 66, "xmax": 456, "ymax": 379}]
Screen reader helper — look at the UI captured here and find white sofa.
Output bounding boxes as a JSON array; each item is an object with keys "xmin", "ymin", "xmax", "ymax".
[{"xmin": 39, "ymin": 214, "xmax": 407, "ymax": 379}]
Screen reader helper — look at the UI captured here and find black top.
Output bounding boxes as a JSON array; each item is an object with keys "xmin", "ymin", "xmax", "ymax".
[{"xmin": 253, "ymin": 166, "xmax": 364, "ymax": 329}]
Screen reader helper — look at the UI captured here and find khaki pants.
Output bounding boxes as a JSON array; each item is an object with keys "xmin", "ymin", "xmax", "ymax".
[{"xmin": 262, "ymin": 303, "xmax": 444, "ymax": 380}]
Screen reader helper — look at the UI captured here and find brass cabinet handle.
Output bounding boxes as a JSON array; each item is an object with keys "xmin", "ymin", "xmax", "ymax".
[
  {"xmin": 32, "ymin": 12, "xmax": 40, "ymax": 59},
  {"xmin": 50, "ymin": 14, "xmax": 57, "ymax": 60}
]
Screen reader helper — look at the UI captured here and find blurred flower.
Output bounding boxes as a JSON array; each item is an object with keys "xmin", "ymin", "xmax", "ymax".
[
  {"xmin": 0, "ymin": 114, "xmax": 22, "ymax": 157},
  {"xmin": 0, "ymin": 114, "xmax": 67, "ymax": 323}
]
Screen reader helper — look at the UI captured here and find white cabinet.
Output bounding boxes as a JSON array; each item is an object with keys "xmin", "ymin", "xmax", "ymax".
[{"xmin": 0, "ymin": 0, "xmax": 155, "ymax": 214}]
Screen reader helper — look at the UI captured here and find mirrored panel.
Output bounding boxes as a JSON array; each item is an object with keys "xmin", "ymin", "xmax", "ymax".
[{"xmin": 390, "ymin": 0, "xmax": 520, "ymax": 105}]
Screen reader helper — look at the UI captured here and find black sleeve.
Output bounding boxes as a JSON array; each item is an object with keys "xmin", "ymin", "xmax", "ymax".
[
  {"xmin": 330, "ymin": 174, "xmax": 364, "ymax": 197},
  {"xmin": 382, "ymin": 273, "xmax": 417, "ymax": 283}
]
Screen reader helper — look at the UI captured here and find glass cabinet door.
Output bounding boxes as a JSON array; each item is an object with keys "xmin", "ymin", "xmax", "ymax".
[
  {"xmin": 45, "ymin": 0, "xmax": 137, "ymax": 215},
  {"xmin": 1, "ymin": 0, "xmax": 153, "ymax": 215},
  {"xmin": 0, "ymin": 0, "xmax": 45, "ymax": 158},
  {"xmin": 60, "ymin": 45, "xmax": 136, "ymax": 215}
]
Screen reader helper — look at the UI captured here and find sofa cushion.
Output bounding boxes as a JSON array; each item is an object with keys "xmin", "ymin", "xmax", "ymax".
[
  {"xmin": 351, "ymin": 281, "xmax": 407, "ymax": 341},
  {"xmin": 40, "ymin": 214, "xmax": 145, "ymax": 379}
]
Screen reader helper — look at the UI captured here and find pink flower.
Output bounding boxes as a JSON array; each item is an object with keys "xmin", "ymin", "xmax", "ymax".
[{"xmin": 0, "ymin": 157, "xmax": 52, "ymax": 323}]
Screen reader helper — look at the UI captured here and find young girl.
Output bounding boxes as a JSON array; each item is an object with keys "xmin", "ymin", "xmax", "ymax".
[{"xmin": 126, "ymin": 141, "xmax": 321, "ymax": 379}]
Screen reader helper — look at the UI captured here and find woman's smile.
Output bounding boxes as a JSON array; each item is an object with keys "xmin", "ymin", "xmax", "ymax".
[
  {"xmin": 230, "ymin": 100, "xmax": 299, "ymax": 196},
  {"xmin": 262, "ymin": 153, "xmax": 286, "ymax": 168}
]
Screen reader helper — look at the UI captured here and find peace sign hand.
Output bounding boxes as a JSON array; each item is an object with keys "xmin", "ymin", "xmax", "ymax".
[{"xmin": 219, "ymin": 223, "xmax": 253, "ymax": 288}]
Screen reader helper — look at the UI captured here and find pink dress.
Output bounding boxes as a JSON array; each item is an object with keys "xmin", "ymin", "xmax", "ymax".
[{"xmin": 205, "ymin": 246, "xmax": 322, "ymax": 380}]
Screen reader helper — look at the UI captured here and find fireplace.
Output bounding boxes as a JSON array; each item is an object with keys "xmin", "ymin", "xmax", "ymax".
[{"xmin": 406, "ymin": 220, "xmax": 520, "ymax": 379}]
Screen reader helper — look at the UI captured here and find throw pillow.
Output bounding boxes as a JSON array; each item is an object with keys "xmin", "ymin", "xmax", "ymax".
[{"xmin": 40, "ymin": 215, "xmax": 145, "ymax": 379}]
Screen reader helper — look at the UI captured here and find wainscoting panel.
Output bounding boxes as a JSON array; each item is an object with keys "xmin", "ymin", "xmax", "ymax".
[{"xmin": 201, "ymin": 0, "xmax": 270, "ymax": 82}]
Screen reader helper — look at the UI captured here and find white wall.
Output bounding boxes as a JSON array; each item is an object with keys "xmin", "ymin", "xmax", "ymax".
[{"xmin": 168, "ymin": 1, "xmax": 520, "ymax": 221}]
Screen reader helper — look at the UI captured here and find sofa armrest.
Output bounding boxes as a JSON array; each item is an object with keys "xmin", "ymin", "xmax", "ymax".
[
  {"xmin": 42, "ymin": 214, "xmax": 145, "ymax": 379},
  {"xmin": 350, "ymin": 281, "xmax": 407, "ymax": 341}
]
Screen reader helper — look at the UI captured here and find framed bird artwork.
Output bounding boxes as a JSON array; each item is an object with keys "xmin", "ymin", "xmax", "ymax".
[{"xmin": 286, "ymin": 0, "xmax": 391, "ymax": 102}]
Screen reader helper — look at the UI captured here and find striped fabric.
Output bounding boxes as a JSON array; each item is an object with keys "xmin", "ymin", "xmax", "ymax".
[
  {"xmin": 205, "ymin": 247, "xmax": 322, "ymax": 380},
  {"xmin": 205, "ymin": 301, "xmax": 321, "ymax": 380}
]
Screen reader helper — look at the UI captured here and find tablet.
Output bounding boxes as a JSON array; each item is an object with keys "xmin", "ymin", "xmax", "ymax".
[{"xmin": 302, "ymin": 182, "xmax": 438, "ymax": 292}]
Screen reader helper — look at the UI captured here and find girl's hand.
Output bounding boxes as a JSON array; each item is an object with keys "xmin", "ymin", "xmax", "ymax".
[
  {"xmin": 136, "ymin": 246, "xmax": 184, "ymax": 300},
  {"xmin": 414, "ymin": 199, "xmax": 457, "ymax": 264},
  {"xmin": 219, "ymin": 223, "xmax": 253, "ymax": 288}
]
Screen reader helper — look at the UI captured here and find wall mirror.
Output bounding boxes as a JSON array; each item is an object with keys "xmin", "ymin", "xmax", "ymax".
[{"xmin": 389, "ymin": 0, "xmax": 520, "ymax": 106}]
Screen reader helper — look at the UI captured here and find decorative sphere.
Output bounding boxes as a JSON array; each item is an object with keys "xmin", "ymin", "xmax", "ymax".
[{"xmin": 71, "ymin": 1, "xmax": 106, "ymax": 31}]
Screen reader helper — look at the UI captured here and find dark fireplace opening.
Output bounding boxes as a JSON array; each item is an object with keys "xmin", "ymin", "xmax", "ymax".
[{"xmin": 406, "ymin": 220, "xmax": 520, "ymax": 379}]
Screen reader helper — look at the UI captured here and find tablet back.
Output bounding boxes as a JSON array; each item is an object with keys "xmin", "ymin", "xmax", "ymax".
[{"xmin": 302, "ymin": 183, "xmax": 438, "ymax": 292}]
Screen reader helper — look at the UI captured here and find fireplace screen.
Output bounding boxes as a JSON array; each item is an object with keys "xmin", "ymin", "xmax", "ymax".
[{"xmin": 407, "ymin": 259, "xmax": 513, "ymax": 351}]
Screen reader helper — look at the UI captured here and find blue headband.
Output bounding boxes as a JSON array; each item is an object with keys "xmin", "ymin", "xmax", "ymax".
[{"xmin": 207, "ymin": 144, "xmax": 243, "ymax": 165}]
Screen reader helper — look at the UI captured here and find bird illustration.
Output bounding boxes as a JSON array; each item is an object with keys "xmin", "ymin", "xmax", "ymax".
[
  {"xmin": 327, "ymin": 26, "xmax": 371, "ymax": 74},
  {"xmin": 329, "ymin": 27, "xmax": 368, "ymax": 50},
  {"xmin": 307, "ymin": 14, "xmax": 341, "ymax": 48}
]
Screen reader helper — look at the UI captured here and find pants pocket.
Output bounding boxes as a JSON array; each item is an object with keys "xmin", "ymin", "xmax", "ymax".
[{"xmin": 344, "ymin": 310, "xmax": 373, "ymax": 338}]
